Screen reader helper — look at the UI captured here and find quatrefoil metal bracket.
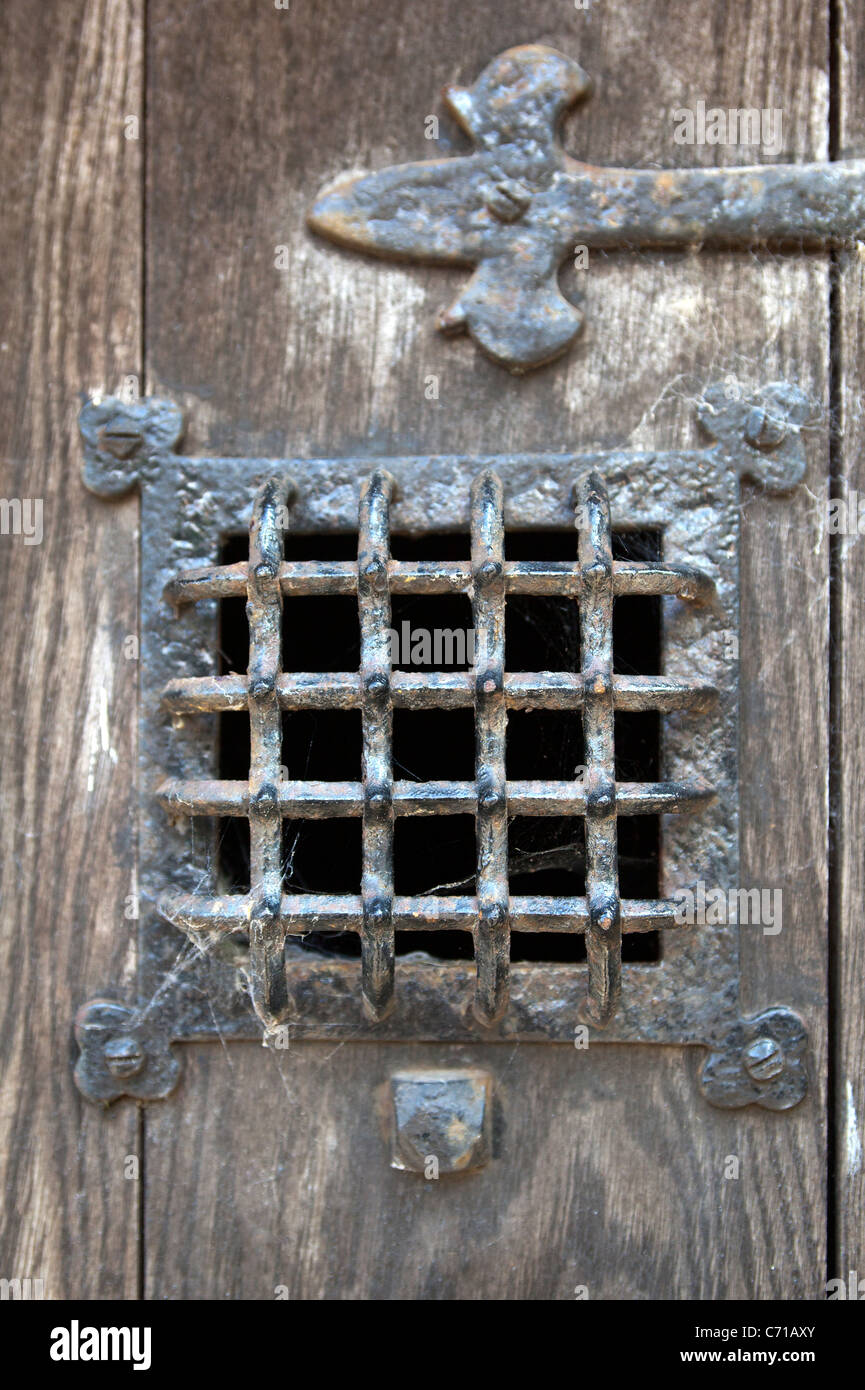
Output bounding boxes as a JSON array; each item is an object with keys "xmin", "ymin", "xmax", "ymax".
[{"xmin": 73, "ymin": 381, "xmax": 812, "ymax": 1108}]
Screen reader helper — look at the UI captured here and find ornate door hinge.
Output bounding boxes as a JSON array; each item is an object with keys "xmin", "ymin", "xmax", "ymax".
[{"xmin": 308, "ymin": 43, "xmax": 865, "ymax": 371}]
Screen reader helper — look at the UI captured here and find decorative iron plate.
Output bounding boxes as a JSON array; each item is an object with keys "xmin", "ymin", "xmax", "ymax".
[{"xmin": 74, "ymin": 382, "xmax": 811, "ymax": 1109}]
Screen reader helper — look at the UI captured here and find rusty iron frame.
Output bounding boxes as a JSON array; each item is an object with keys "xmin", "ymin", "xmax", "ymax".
[{"xmin": 73, "ymin": 382, "xmax": 812, "ymax": 1110}]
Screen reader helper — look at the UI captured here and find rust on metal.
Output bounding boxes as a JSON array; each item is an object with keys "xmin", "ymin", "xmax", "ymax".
[
  {"xmin": 387, "ymin": 1069, "xmax": 493, "ymax": 1174},
  {"xmin": 158, "ymin": 778, "xmax": 715, "ymax": 819},
  {"xmin": 156, "ymin": 468, "xmax": 717, "ymax": 1032},
  {"xmin": 577, "ymin": 473, "xmax": 621, "ymax": 1026},
  {"xmin": 73, "ymin": 383, "xmax": 813, "ymax": 1109},
  {"xmin": 470, "ymin": 472, "xmax": 510, "ymax": 1025},
  {"xmin": 160, "ymin": 670, "xmax": 718, "ymax": 716},
  {"xmin": 73, "ymin": 999, "xmax": 180, "ymax": 1106},
  {"xmin": 246, "ymin": 475, "xmax": 295, "ymax": 1031},
  {"xmin": 165, "ymin": 558, "xmax": 716, "ymax": 607},
  {"xmin": 307, "ymin": 43, "xmax": 865, "ymax": 371},
  {"xmin": 699, "ymin": 1008, "xmax": 808, "ymax": 1111},
  {"xmin": 358, "ymin": 470, "xmax": 396, "ymax": 1020}
]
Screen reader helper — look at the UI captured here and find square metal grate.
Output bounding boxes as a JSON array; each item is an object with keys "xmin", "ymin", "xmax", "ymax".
[
  {"xmin": 72, "ymin": 384, "xmax": 813, "ymax": 1110},
  {"xmin": 158, "ymin": 467, "xmax": 716, "ymax": 1033}
]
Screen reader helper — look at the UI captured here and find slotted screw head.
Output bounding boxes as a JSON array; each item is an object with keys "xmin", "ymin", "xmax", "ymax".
[
  {"xmin": 744, "ymin": 406, "xmax": 787, "ymax": 450},
  {"xmin": 743, "ymin": 1035, "xmax": 785, "ymax": 1082},
  {"xmin": 104, "ymin": 1034, "xmax": 144, "ymax": 1079},
  {"xmin": 99, "ymin": 428, "xmax": 143, "ymax": 460}
]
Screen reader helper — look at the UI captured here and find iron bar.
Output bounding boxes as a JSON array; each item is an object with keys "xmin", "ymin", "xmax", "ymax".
[
  {"xmin": 245, "ymin": 474, "xmax": 295, "ymax": 1031},
  {"xmin": 158, "ymin": 777, "xmax": 715, "ymax": 819},
  {"xmin": 577, "ymin": 472, "xmax": 622, "ymax": 1026},
  {"xmin": 162, "ymin": 891, "xmax": 681, "ymax": 940},
  {"xmin": 165, "ymin": 556, "xmax": 714, "ymax": 607},
  {"xmin": 161, "ymin": 670, "xmax": 717, "ymax": 715},
  {"xmin": 470, "ymin": 471, "xmax": 510, "ymax": 1024},
  {"xmin": 357, "ymin": 470, "xmax": 396, "ymax": 1020}
]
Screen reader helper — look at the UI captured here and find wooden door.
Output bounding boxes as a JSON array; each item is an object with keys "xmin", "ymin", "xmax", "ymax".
[{"xmin": 1, "ymin": 0, "xmax": 861, "ymax": 1301}]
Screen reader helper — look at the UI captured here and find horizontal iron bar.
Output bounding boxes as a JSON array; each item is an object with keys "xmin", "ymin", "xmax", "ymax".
[
  {"xmin": 160, "ymin": 892, "xmax": 681, "ymax": 935},
  {"xmin": 158, "ymin": 777, "xmax": 716, "ymax": 817},
  {"xmin": 161, "ymin": 670, "xmax": 717, "ymax": 714},
  {"xmin": 165, "ymin": 558, "xmax": 714, "ymax": 605}
]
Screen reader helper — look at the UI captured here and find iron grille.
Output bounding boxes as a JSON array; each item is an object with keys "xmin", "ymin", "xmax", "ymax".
[{"xmin": 158, "ymin": 468, "xmax": 716, "ymax": 1032}]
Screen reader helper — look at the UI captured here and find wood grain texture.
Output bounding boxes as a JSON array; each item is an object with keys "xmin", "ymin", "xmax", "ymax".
[
  {"xmin": 146, "ymin": 1040, "xmax": 819, "ymax": 1300},
  {"xmin": 0, "ymin": 0, "xmax": 143, "ymax": 1298},
  {"xmin": 835, "ymin": 0, "xmax": 865, "ymax": 1284},
  {"xmin": 139, "ymin": 0, "xmax": 830, "ymax": 1299}
]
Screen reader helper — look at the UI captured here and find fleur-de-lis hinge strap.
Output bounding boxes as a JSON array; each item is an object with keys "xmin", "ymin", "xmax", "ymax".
[{"xmin": 307, "ymin": 44, "xmax": 865, "ymax": 372}]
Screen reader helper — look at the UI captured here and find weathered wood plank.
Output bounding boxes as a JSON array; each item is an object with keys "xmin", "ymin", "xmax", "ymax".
[
  {"xmin": 0, "ymin": 0, "xmax": 143, "ymax": 1298},
  {"xmin": 143, "ymin": 0, "xmax": 828, "ymax": 1298},
  {"xmin": 147, "ymin": 1039, "xmax": 817, "ymax": 1300},
  {"xmin": 835, "ymin": 0, "xmax": 865, "ymax": 1288}
]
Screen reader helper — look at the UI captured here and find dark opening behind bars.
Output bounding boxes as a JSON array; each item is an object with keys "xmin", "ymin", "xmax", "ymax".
[{"xmin": 158, "ymin": 470, "xmax": 717, "ymax": 1031}]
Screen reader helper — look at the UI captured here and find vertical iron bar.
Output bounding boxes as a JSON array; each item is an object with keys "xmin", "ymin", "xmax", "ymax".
[
  {"xmin": 246, "ymin": 474, "xmax": 295, "ymax": 1031},
  {"xmin": 358, "ymin": 470, "xmax": 396, "ymax": 1019},
  {"xmin": 470, "ymin": 470, "xmax": 510, "ymax": 1024},
  {"xmin": 576, "ymin": 472, "xmax": 622, "ymax": 1025}
]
